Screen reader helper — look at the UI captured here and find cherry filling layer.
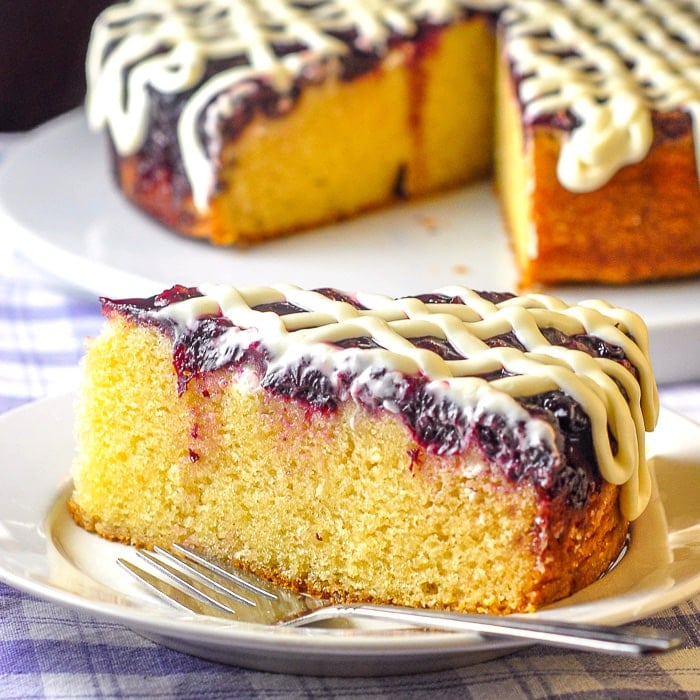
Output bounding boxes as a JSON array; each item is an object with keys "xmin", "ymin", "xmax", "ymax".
[{"xmin": 102, "ymin": 286, "xmax": 636, "ymax": 510}]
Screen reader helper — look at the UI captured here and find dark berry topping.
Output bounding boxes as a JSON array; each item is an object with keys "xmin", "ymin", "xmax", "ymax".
[
  {"xmin": 477, "ymin": 413, "xmax": 526, "ymax": 475},
  {"xmin": 407, "ymin": 335, "xmax": 465, "ymax": 361},
  {"xmin": 484, "ymin": 331, "xmax": 526, "ymax": 351},
  {"xmin": 412, "ymin": 291, "xmax": 515, "ymax": 305},
  {"xmin": 413, "ymin": 293, "xmax": 466, "ymax": 305},
  {"xmin": 261, "ymin": 358, "xmax": 338, "ymax": 412},
  {"xmin": 154, "ymin": 285, "xmax": 203, "ymax": 307},
  {"xmin": 332, "ymin": 336, "xmax": 384, "ymax": 350},
  {"xmin": 101, "ymin": 284, "xmax": 202, "ymax": 316},
  {"xmin": 313, "ymin": 288, "xmax": 368, "ymax": 309},
  {"xmin": 541, "ymin": 327, "xmax": 636, "ymax": 376},
  {"xmin": 171, "ymin": 315, "xmax": 235, "ymax": 394},
  {"xmin": 252, "ymin": 300, "xmax": 307, "ymax": 315},
  {"xmin": 396, "ymin": 379, "xmax": 469, "ymax": 455},
  {"xmin": 475, "ymin": 368, "xmax": 514, "ymax": 382},
  {"xmin": 518, "ymin": 391, "xmax": 599, "ymax": 508},
  {"xmin": 474, "ymin": 291, "xmax": 517, "ymax": 304}
]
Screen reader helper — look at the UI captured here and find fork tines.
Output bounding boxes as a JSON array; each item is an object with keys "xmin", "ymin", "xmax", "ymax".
[{"xmin": 118, "ymin": 543, "xmax": 286, "ymax": 621}]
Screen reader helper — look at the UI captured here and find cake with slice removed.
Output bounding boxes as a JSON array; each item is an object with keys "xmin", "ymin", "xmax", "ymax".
[{"xmin": 85, "ymin": 0, "xmax": 700, "ymax": 286}]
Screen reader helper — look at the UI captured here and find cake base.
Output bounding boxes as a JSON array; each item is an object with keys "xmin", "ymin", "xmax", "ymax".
[{"xmin": 70, "ymin": 317, "xmax": 629, "ymax": 614}]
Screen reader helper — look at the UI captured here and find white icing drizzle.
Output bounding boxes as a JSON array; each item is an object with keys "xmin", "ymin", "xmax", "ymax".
[
  {"xmin": 87, "ymin": 0, "xmax": 699, "ymax": 209},
  {"xmin": 150, "ymin": 283, "xmax": 658, "ymax": 520},
  {"xmin": 503, "ymin": 0, "xmax": 700, "ymax": 191}
]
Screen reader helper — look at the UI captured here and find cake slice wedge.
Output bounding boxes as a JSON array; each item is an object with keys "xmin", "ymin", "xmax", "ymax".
[{"xmin": 69, "ymin": 284, "xmax": 658, "ymax": 614}]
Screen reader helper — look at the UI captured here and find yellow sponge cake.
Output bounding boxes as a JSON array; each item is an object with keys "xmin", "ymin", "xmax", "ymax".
[{"xmin": 69, "ymin": 283, "xmax": 658, "ymax": 614}]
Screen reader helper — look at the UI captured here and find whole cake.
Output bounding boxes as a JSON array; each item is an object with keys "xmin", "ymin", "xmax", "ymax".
[
  {"xmin": 85, "ymin": 0, "xmax": 700, "ymax": 286},
  {"xmin": 69, "ymin": 283, "xmax": 659, "ymax": 614}
]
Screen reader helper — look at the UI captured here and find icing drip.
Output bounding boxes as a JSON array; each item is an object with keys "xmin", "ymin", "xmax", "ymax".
[
  {"xmin": 106, "ymin": 283, "xmax": 659, "ymax": 520},
  {"xmin": 86, "ymin": 0, "xmax": 700, "ymax": 207},
  {"xmin": 504, "ymin": 0, "xmax": 700, "ymax": 191}
]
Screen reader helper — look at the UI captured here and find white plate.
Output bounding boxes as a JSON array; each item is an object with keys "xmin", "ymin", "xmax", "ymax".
[
  {"xmin": 1, "ymin": 395, "xmax": 700, "ymax": 676},
  {"xmin": 1, "ymin": 110, "xmax": 699, "ymax": 385}
]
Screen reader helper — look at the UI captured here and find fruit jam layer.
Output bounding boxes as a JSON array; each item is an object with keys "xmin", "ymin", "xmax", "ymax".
[{"xmin": 100, "ymin": 285, "xmax": 646, "ymax": 511}]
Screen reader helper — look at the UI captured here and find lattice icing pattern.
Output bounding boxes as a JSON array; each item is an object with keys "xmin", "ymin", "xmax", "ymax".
[
  {"xmin": 86, "ymin": 0, "xmax": 700, "ymax": 208},
  {"xmin": 112, "ymin": 283, "xmax": 659, "ymax": 520}
]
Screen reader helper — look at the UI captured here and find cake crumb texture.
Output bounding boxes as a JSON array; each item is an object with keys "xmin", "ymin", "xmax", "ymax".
[{"xmin": 70, "ymin": 317, "xmax": 629, "ymax": 614}]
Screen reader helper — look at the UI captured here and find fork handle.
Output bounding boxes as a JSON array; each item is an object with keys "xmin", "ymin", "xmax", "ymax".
[{"xmin": 287, "ymin": 604, "xmax": 684, "ymax": 655}]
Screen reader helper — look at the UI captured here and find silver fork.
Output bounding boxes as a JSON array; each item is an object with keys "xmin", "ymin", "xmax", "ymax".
[{"xmin": 117, "ymin": 543, "xmax": 684, "ymax": 655}]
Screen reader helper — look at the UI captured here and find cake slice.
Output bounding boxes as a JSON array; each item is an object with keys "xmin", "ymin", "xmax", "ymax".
[{"xmin": 69, "ymin": 284, "xmax": 658, "ymax": 614}]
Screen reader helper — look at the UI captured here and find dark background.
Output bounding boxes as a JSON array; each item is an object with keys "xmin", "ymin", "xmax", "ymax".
[{"xmin": 0, "ymin": 1, "xmax": 115, "ymax": 130}]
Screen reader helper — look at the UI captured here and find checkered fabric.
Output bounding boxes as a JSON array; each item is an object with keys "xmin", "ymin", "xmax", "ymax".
[
  {"xmin": 1, "ymin": 220, "xmax": 700, "ymax": 697},
  {"xmin": 0, "ymin": 274, "xmax": 101, "ymax": 413},
  {"xmin": 2, "ymin": 577, "xmax": 700, "ymax": 699}
]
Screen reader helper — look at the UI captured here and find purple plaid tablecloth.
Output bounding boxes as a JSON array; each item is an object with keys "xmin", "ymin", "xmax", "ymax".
[{"xmin": 2, "ymin": 147, "xmax": 700, "ymax": 699}]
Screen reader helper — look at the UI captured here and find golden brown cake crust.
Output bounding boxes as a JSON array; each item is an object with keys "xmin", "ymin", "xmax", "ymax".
[{"xmin": 521, "ymin": 114, "xmax": 700, "ymax": 287}]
